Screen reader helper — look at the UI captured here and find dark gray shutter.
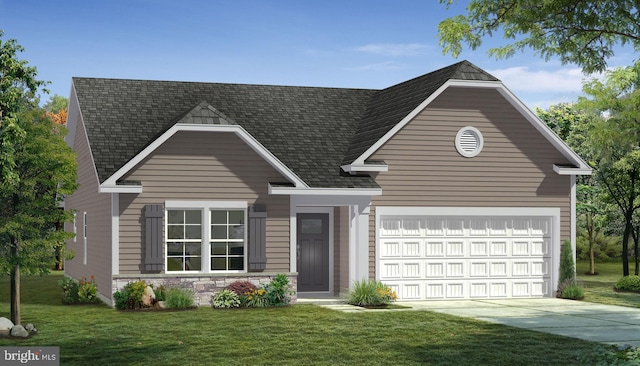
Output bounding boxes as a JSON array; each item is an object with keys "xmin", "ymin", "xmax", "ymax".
[
  {"xmin": 248, "ymin": 204, "xmax": 267, "ymax": 272},
  {"xmin": 145, "ymin": 204, "xmax": 164, "ymax": 271}
]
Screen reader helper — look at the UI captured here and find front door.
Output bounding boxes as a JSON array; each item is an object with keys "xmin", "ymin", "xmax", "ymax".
[{"xmin": 297, "ymin": 213, "xmax": 329, "ymax": 292}]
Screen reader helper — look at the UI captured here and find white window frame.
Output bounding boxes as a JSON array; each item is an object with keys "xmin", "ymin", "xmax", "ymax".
[
  {"xmin": 73, "ymin": 213, "xmax": 77, "ymax": 242},
  {"xmin": 83, "ymin": 212, "xmax": 87, "ymax": 265},
  {"xmin": 165, "ymin": 201, "xmax": 248, "ymax": 274}
]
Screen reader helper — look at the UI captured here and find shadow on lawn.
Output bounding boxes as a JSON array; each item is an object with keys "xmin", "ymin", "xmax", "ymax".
[{"xmin": 58, "ymin": 336, "xmax": 184, "ymax": 365}]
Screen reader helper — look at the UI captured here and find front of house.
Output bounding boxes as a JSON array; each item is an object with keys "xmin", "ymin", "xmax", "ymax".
[{"xmin": 63, "ymin": 61, "xmax": 590, "ymax": 306}]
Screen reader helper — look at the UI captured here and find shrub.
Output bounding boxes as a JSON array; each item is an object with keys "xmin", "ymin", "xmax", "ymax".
[
  {"xmin": 58, "ymin": 277, "xmax": 80, "ymax": 304},
  {"xmin": 211, "ymin": 289, "xmax": 241, "ymax": 309},
  {"xmin": 264, "ymin": 274, "xmax": 291, "ymax": 306},
  {"xmin": 78, "ymin": 276, "xmax": 100, "ymax": 303},
  {"xmin": 245, "ymin": 288, "xmax": 269, "ymax": 307},
  {"xmin": 615, "ymin": 275, "xmax": 640, "ymax": 292},
  {"xmin": 123, "ymin": 280, "xmax": 148, "ymax": 308},
  {"xmin": 558, "ymin": 240, "xmax": 576, "ymax": 286},
  {"xmin": 165, "ymin": 287, "xmax": 195, "ymax": 309},
  {"xmin": 559, "ymin": 281, "xmax": 585, "ymax": 300},
  {"xmin": 154, "ymin": 285, "xmax": 167, "ymax": 302},
  {"xmin": 113, "ymin": 290, "xmax": 130, "ymax": 310},
  {"xmin": 577, "ymin": 345, "xmax": 640, "ymax": 365},
  {"xmin": 226, "ymin": 281, "xmax": 257, "ymax": 297},
  {"xmin": 348, "ymin": 279, "xmax": 397, "ymax": 307}
]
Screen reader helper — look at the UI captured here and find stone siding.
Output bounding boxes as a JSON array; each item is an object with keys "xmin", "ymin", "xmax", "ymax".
[{"xmin": 111, "ymin": 273, "xmax": 298, "ymax": 306}]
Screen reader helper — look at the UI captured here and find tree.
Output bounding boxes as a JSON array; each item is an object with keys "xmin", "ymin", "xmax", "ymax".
[
  {"xmin": 43, "ymin": 94, "xmax": 68, "ymax": 114},
  {"xmin": 579, "ymin": 63, "xmax": 640, "ymax": 276},
  {"xmin": 0, "ymin": 31, "xmax": 77, "ymax": 325},
  {"xmin": 438, "ymin": 0, "xmax": 640, "ymax": 73}
]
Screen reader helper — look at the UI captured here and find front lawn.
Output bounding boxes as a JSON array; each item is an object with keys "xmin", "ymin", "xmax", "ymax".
[
  {"xmin": 577, "ymin": 261, "xmax": 640, "ymax": 308},
  {"xmin": 0, "ymin": 272, "xmax": 600, "ymax": 365}
]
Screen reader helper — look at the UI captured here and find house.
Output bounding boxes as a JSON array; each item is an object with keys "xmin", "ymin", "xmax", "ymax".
[{"xmin": 63, "ymin": 61, "xmax": 591, "ymax": 306}]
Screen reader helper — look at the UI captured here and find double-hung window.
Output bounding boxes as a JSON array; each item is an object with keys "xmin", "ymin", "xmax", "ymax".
[{"xmin": 165, "ymin": 202, "xmax": 247, "ymax": 273}]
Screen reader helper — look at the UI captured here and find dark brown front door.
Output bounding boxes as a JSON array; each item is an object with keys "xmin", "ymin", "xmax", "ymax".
[{"xmin": 297, "ymin": 213, "xmax": 329, "ymax": 292}]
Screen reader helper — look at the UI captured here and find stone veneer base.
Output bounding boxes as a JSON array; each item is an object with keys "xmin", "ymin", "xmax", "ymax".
[{"xmin": 110, "ymin": 273, "xmax": 298, "ymax": 307}]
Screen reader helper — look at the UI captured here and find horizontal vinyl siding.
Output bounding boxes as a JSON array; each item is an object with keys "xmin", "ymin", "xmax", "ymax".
[
  {"xmin": 64, "ymin": 113, "xmax": 112, "ymax": 299},
  {"xmin": 119, "ymin": 131, "xmax": 290, "ymax": 274},
  {"xmin": 369, "ymin": 87, "xmax": 572, "ymax": 277}
]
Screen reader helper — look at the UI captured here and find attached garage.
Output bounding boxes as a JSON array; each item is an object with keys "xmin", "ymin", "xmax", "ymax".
[{"xmin": 376, "ymin": 207, "xmax": 560, "ymax": 301}]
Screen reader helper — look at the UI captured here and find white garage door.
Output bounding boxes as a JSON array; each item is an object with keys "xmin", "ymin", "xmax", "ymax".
[{"xmin": 377, "ymin": 214, "xmax": 554, "ymax": 300}]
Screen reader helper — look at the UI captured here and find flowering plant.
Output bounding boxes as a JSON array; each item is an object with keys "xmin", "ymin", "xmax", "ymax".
[
  {"xmin": 244, "ymin": 288, "xmax": 268, "ymax": 307},
  {"xmin": 78, "ymin": 275, "xmax": 99, "ymax": 303}
]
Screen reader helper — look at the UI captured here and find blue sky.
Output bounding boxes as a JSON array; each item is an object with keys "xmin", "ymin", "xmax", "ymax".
[{"xmin": 1, "ymin": 1, "xmax": 636, "ymax": 110}]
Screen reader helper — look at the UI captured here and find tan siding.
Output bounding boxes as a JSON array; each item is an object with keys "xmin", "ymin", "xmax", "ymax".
[
  {"xmin": 64, "ymin": 113, "xmax": 112, "ymax": 299},
  {"xmin": 369, "ymin": 87, "xmax": 572, "ymax": 277},
  {"xmin": 119, "ymin": 131, "xmax": 290, "ymax": 274}
]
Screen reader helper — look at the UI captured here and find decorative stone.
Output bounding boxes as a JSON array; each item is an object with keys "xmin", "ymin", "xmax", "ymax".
[
  {"xmin": 10, "ymin": 325, "xmax": 29, "ymax": 338},
  {"xmin": 157, "ymin": 301, "xmax": 166, "ymax": 309},
  {"xmin": 141, "ymin": 286, "xmax": 156, "ymax": 307},
  {"xmin": 25, "ymin": 324, "xmax": 34, "ymax": 332},
  {"xmin": 0, "ymin": 317, "xmax": 14, "ymax": 330}
]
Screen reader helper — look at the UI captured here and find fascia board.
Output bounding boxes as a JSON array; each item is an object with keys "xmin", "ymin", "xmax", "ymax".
[
  {"xmin": 340, "ymin": 163, "xmax": 388, "ymax": 173},
  {"xmin": 269, "ymin": 184, "xmax": 382, "ymax": 196},
  {"xmin": 100, "ymin": 124, "xmax": 308, "ymax": 189},
  {"xmin": 99, "ymin": 185, "xmax": 143, "ymax": 193},
  {"xmin": 553, "ymin": 164, "xmax": 593, "ymax": 176}
]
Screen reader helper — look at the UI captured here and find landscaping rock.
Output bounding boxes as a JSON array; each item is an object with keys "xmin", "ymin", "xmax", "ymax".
[
  {"xmin": 0, "ymin": 317, "xmax": 14, "ymax": 330},
  {"xmin": 10, "ymin": 325, "xmax": 29, "ymax": 338},
  {"xmin": 157, "ymin": 301, "xmax": 166, "ymax": 309},
  {"xmin": 141, "ymin": 285, "xmax": 156, "ymax": 307},
  {"xmin": 25, "ymin": 323, "xmax": 34, "ymax": 332}
]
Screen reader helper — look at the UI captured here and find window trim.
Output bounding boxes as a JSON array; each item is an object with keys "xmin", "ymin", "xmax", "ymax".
[
  {"xmin": 165, "ymin": 201, "xmax": 248, "ymax": 274},
  {"xmin": 83, "ymin": 212, "xmax": 87, "ymax": 265}
]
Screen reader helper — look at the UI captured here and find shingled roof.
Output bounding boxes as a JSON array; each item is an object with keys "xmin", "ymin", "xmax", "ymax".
[{"xmin": 72, "ymin": 60, "xmax": 499, "ymax": 189}]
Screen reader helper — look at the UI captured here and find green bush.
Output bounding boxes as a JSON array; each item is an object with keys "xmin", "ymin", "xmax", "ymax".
[
  {"xmin": 558, "ymin": 240, "xmax": 576, "ymax": 286},
  {"xmin": 78, "ymin": 276, "xmax": 100, "ymax": 303},
  {"xmin": 123, "ymin": 280, "xmax": 148, "ymax": 307},
  {"xmin": 348, "ymin": 279, "xmax": 397, "ymax": 307},
  {"xmin": 615, "ymin": 275, "xmax": 640, "ymax": 292},
  {"xmin": 58, "ymin": 277, "xmax": 80, "ymax": 304},
  {"xmin": 560, "ymin": 282, "xmax": 585, "ymax": 300},
  {"xmin": 113, "ymin": 290, "xmax": 130, "ymax": 310},
  {"xmin": 211, "ymin": 289, "xmax": 241, "ymax": 309},
  {"xmin": 165, "ymin": 287, "xmax": 195, "ymax": 309},
  {"xmin": 264, "ymin": 274, "xmax": 291, "ymax": 306},
  {"xmin": 154, "ymin": 285, "xmax": 167, "ymax": 302}
]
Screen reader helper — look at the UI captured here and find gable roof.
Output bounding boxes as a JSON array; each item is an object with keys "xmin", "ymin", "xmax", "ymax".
[
  {"xmin": 342, "ymin": 61, "xmax": 498, "ymax": 164},
  {"xmin": 70, "ymin": 60, "xmax": 589, "ymax": 191}
]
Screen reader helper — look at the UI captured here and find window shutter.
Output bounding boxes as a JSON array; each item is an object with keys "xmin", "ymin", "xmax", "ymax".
[
  {"xmin": 145, "ymin": 204, "xmax": 164, "ymax": 271},
  {"xmin": 248, "ymin": 204, "xmax": 267, "ymax": 272}
]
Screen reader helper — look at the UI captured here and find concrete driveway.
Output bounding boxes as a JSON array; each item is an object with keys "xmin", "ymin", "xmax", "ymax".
[{"xmin": 308, "ymin": 298, "xmax": 640, "ymax": 347}]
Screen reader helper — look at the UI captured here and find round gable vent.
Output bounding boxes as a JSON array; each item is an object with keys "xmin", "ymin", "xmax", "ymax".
[{"xmin": 455, "ymin": 127, "xmax": 483, "ymax": 158}]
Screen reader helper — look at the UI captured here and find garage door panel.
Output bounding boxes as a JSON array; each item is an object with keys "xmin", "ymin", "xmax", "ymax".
[{"xmin": 378, "ymin": 213, "xmax": 554, "ymax": 300}]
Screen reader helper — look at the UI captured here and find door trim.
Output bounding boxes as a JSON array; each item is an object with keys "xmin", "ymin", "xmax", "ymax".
[{"xmin": 296, "ymin": 207, "xmax": 333, "ymax": 295}]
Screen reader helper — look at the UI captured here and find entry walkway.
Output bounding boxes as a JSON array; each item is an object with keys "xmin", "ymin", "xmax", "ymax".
[{"xmin": 300, "ymin": 298, "xmax": 640, "ymax": 347}]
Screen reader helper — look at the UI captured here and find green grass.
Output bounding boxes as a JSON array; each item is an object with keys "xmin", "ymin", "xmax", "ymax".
[
  {"xmin": 577, "ymin": 260, "xmax": 640, "ymax": 308},
  {"xmin": 0, "ymin": 272, "xmax": 601, "ymax": 365}
]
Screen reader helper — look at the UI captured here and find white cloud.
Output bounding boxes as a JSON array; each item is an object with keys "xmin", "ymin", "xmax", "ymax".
[
  {"xmin": 346, "ymin": 61, "xmax": 405, "ymax": 71},
  {"xmin": 488, "ymin": 66, "xmax": 587, "ymax": 93},
  {"xmin": 354, "ymin": 43, "xmax": 429, "ymax": 57}
]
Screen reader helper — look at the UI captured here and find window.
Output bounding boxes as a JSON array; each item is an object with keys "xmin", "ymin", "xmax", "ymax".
[
  {"xmin": 73, "ymin": 213, "xmax": 77, "ymax": 242},
  {"xmin": 455, "ymin": 126, "xmax": 484, "ymax": 158},
  {"xmin": 210, "ymin": 210, "xmax": 245, "ymax": 270},
  {"xmin": 83, "ymin": 212, "xmax": 87, "ymax": 265},
  {"xmin": 165, "ymin": 202, "xmax": 247, "ymax": 273},
  {"xmin": 166, "ymin": 210, "xmax": 202, "ymax": 271}
]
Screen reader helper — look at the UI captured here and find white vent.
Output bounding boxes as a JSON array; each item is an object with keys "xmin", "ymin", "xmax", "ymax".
[{"xmin": 455, "ymin": 127, "xmax": 484, "ymax": 157}]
